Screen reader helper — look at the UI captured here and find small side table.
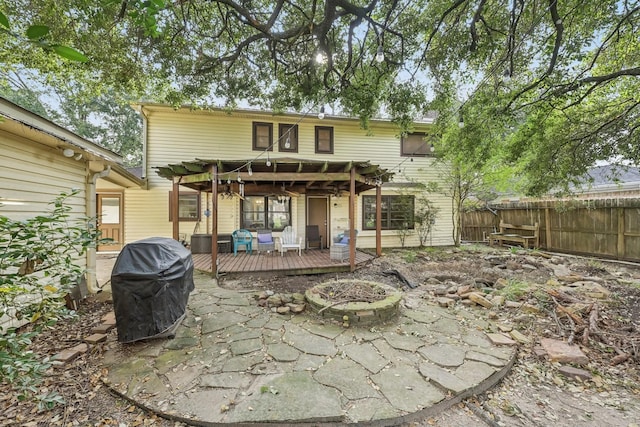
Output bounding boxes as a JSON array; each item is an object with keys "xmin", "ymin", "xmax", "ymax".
[{"xmin": 217, "ymin": 239, "xmax": 231, "ymax": 253}]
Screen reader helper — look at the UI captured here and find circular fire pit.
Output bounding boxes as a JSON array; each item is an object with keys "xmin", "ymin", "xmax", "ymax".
[{"xmin": 305, "ymin": 279, "xmax": 402, "ymax": 326}]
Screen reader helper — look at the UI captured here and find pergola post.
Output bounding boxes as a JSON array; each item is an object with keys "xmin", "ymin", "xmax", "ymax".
[
  {"xmin": 172, "ymin": 178, "xmax": 180, "ymax": 241},
  {"xmin": 211, "ymin": 164, "xmax": 218, "ymax": 276},
  {"xmin": 376, "ymin": 184, "xmax": 382, "ymax": 257},
  {"xmin": 349, "ymin": 166, "xmax": 356, "ymax": 272}
]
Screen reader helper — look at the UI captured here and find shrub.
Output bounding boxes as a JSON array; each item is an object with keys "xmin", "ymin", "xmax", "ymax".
[{"xmin": 0, "ymin": 190, "xmax": 105, "ymax": 406}]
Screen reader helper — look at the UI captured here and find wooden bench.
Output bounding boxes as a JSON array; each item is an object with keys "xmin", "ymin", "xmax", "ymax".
[{"xmin": 489, "ymin": 221, "xmax": 539, "ymax": 249}]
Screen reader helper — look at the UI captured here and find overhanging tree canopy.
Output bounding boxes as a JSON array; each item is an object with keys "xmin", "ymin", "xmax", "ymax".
[{"xmin": 1, "ymin": 0, "xmax": 638, "ymax": 194}]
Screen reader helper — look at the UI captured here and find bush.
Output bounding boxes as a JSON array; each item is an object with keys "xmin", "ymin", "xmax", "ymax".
[{"xmin": 0, "ymin": 190, "xmax": 105, "ymax": 406}]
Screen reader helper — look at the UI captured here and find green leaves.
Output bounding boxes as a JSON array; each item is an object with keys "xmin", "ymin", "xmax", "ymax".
[
  {"xmin": 0, "ymin": 191, "xmax": 101, "ymax": 407},
  {"xmin": 26, "ymin": 25, "xmax": 49, "ymax": 40},
  {"xmin": 0, "ymin": 10, "xmax": 88, "ymax": 62},
  {"xmin": 51, "ymin": 45, "xmax": 88, "ymax": 62},
  {"xmin": 0, "ymin": 10, "xmax": 9, "ymax": 29}
]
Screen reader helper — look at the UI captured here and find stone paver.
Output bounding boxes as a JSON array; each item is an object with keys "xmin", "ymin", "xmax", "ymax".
[
  {"xmin": 540, "ymin": 337, "xmax": 589, "ymax": 364},
  {"xmin": 372, "ymin": 365, "xmax": 445, "ymax": 412},
  {"xmin": 101, "ymin": 274, "xmax": 517, "ymax": 425}
]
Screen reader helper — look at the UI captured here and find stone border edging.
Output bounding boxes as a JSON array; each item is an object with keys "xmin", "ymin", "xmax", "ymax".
[
  {"xmin": 305, "ymin": 280, "xmax": 402, "ymax": 325},
  {"xmin": 102, "ymin": 349, "xmax": 517, "ymax": 427}
]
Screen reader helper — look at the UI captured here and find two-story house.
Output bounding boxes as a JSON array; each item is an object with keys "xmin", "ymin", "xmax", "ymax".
[{"xmin": 111, "ymin": 104, "xmax": 454, "ymax": 274}]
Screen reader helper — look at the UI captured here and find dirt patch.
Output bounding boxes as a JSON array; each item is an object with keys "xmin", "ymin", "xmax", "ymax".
[{"xmin": 3, "ymin": 245, "xmax": 639, "ymax": 426}]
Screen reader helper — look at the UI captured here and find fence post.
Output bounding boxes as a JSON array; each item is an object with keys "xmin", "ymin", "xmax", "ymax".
[
  {"xmin": 617, "ymin": 207, "xmax": 625, "ymax": 259},
  {"xmin": 544, "ymin": 207, "xmax": 551, "ymax": 250}
]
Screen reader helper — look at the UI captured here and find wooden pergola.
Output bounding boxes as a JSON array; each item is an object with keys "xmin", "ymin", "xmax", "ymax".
[{"xmin": 156, "ymin": 158, "xmax": 394, "ymax": 274}]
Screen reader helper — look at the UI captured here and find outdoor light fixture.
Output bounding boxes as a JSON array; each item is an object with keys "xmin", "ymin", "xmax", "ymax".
[
  {"xmin": 318, "ymin": 106, "xmax": 325, "ymax": 120},
  {"xmin": 284, "ymin": 136, "xmax": 291, "ymax": 149},
  {"xmin": 237, "ymin": 171, "xmax": 242, "ymax": 183},
  {"xmin": 266, "ymin": 153, "xmax": 271, "ymax": 167},
  {"xmin": 458, "ymin": 112, "xmax": 464, "ymax": 128},
  {"xmin": 62, "ymin": 148, "xmax": 75, "ymax": 157},
  {"xmin": 375, "ymin": 45, "xmax": 384, "ymax": 63},
  {"xmin": 248, "ymin": 163, "xmax": 253, "ymax": 176}
]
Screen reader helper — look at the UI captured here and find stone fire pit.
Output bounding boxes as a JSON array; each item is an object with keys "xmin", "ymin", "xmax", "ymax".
[{"xmin": 304, "ymin": 279, "xmax": 402, "ymax": 326}]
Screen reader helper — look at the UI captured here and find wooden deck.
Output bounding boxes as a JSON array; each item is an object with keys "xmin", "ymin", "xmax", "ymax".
[{"xmin": 191, "ymin": 249, "xmax": 375, "ymax": 276}]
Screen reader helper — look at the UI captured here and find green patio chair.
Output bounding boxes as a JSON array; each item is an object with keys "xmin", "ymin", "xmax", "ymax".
[{"xmin": 232, "ymin": 229, "xmax": 253, "ymax": 256}]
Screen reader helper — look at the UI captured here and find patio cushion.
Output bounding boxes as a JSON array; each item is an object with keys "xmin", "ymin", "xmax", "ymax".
[
  {"xmin": 258, "ymin": 234, "xmax": 272, "ymax": 243},
  {"xmin": 339, "ymin": 236, "xmax": 349, "ymax": 244}
]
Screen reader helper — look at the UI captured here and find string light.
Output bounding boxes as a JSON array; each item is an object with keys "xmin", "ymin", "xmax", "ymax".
[
  {"xmin": 248, "ymin": 162, "xmax": 253, "ymax": 176},
  {"xmin": 375, "ymin": 45, "xmax": 384, "ymax": 63},
  {"xmin": 284, "ymin": 136, "xmax": 291, "ymax": 149},
  {"xmin": 318, "ymin": 106, "xmax": 325, "ymax": 120}
]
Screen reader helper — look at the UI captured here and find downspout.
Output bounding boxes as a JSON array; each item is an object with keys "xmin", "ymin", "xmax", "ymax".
[
  {"xmin": 138, "ymin": 105, "xmax": 149, "ymax": 181},
  {"xmin": 86, "ymin": 165, "xmax": 111, "ymax": 293}
]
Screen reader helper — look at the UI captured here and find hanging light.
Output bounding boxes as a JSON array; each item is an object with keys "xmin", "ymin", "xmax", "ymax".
[
  {"xmin": 375, "ymin": 45, "xmax": 384, "ymax": 63},
  {"xmin": 458, "ymin": 112, "xmax": 464, "ymax": 128},
  {"xmin": 227, "ymin": 176, "xmax": 231, "ymax": 184},
  {"xmin": 284, "ymin": 136, "xmax": 291, "ymax": 149},
  {"xmin": 266, "ymin": 152, "xmax": 271, "ymax": 167},
  {"xmin": 237, "ymin": 171, "xmax": 242, "ymax": 182},
  {"xmin": 248, "ymin": 163, "xmax": 253, "ymax": 176},
  {"xmin": 318, "ymin": 105, "xmax": 325, "ymax": 120}
]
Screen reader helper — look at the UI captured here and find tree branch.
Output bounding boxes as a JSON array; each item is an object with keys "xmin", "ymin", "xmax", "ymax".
[
  {"xmin": 469, "ymin": 0, "xmax": 487, "ymax": 52},
  {"xmin": 506, "ymin": 0, "xmax": 564, "ymax": 109}
]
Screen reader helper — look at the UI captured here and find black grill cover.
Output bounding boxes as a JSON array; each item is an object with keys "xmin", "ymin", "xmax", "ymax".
[{"xmin": 111, "ymin": 237, "xmax": 194, "ymax": 343}]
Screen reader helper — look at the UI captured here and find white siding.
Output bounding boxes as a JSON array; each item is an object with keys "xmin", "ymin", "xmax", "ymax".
[
  {"xmin": 0, "ymin": 130, "xmax": 88, "ymax": 331},
  {"xmin": 128, "ymin": 108, "xmax": 455, "ymax": 248},
  {"xmin": 0, "ymin": 130, "xmax": 86, "ymax": 219}
]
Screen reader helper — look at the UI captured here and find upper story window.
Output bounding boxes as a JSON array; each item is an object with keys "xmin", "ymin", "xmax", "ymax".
[
  {"xmin": 401, "ymin": 132, "xmax": 434, "ymax": 156},
  {"xmin": 169, "ymin": 191, "xmax": 201, "ymax": 221},
  {"xmin": 279, "ymin": 124, "xmax": 298, "ymax": 153},
  {"xmin": 315, "ymin": 126, "xmax": 334, "ymax": 154},
  {"xmin": 253, "ymin": 122, "xmax": 273, "ymax": 151}
]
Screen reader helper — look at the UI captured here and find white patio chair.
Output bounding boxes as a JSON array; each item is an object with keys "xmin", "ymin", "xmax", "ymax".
[{"xmin": 278, "ymin": 226, "xmax": 302, "ymax": 256}]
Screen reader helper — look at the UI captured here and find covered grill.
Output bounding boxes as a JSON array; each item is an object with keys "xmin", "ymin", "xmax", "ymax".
[{"xmin": 111, "ymin": 237, "xmax": 194, "ymax": 343}]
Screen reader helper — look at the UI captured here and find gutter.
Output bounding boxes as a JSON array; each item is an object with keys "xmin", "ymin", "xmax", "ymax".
[{"xmin": 86, "ymin": 166, "xmax": 112, "ymax": 293}]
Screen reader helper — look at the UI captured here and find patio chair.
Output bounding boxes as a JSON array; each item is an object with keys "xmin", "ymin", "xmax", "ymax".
[
  {"xmin": 256, "ymin": 229, "xmax": 275, "ymax": 254},
  {"xmin": 232, "ymin": 229, "xmax": 253, "ymax": 256},
  {"xmin": 330, "ymin": 230, "xmax": 358, "ymax": 262},
  {"xmin": 278, "ymin": 225, "xmax": 302, "ymax": 256},
  {"xmin": 305, "ymin": 225, "xmax": 323, "ymax": 250}
]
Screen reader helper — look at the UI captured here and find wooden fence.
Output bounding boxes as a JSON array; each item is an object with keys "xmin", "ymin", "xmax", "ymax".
[{"xmin": 461, "ymin": 198, "xmax": 640, "ymax": 262}]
